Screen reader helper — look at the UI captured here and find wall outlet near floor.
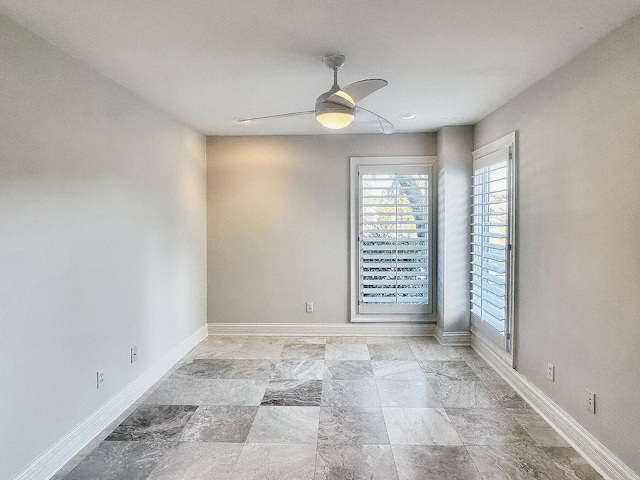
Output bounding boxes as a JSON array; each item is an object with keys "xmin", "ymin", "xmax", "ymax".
[
  {"xmin": 547, "ymin": 362, "xmax": 555, "ymax": 382},
  {"xmin": 305, "ymin": 302, "xmax": 314, "ymax": 313},
  {"xmin": 131, "ymin": 345, "xmax": 138, "ymax": 363},
  {"xmin": 96, "ymin": 369, "xmax": 105, "ymax": 389},
  {"xmin": 587, "ymin": 390, "xmax": 596, "ymax": 414}
]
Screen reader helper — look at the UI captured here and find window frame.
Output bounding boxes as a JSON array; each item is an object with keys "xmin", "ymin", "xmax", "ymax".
[{"xmin": 350, "ymin": 156, "xmax": 436, "ymax": 323}]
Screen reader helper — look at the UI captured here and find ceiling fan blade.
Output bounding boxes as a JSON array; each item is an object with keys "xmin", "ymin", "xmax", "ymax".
[
  {"xmin": 355, "ymin": 106, "xmax": 394, "ymax": 134},
  {"xmin": 236, "ymin": 110, "xmax": 314, "ymax": 123},
  {"xmin": 327, "ymin": 79, "xmax": 388, "ymax": 106}
]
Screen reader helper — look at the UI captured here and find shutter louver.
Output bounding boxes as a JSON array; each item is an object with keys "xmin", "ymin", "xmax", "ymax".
[{"xmin": 359, "ymin": 167, "xmax": 430, "ymax": 314}]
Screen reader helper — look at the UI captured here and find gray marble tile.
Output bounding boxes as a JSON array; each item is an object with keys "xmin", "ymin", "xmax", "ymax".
[
  {"xmin": 261, "ymin": 379, "xmax": 323, "ymax": 406},
  {"xmin": 281, "ymin": 343, "xmax": 326, "ymax": 360},
  {"xmin": 63, "ymin": 441, "xmax": 173, "ymax": 480},
  {"xmin": 543, "ymin": 447, "xmax": 603, "ymax": 479},
  {"xmin": 318, "ymin": 406, "xmax": 389, "ymax": 445},
  {"xmin": 368, "ymin": 343, "xmax": 416, "ymax": 361},
  {"xmin": 321, "ymin": 379, "xmax": 381, "ymax": 407},
  {"xmin": 509, "ymin": 409, "xmax": 570, "ymax": 447},
  {"xmin": 206, "ymin": 335, "xmax": 248, "ymax": 345},
  {"xmin": 485, "ymin": 380, "xmax": 530, "ymax": 408},
  {"xmin": 383, "ymin": 407, "xmax": 462, "ymax": 446},
  {"xmin": 272, "ymin": 359, "xmax": 324, "ymax": 380},
  {"xmin": 246, "ymin": 406, "xmax": 320, "ymax": 443},
  {"xmin": 392, "ymin": 445, "xmax": 483, "ymax": 480},
  {"xmin": 405, "ymin": 336, "xmax": 439, "ymax": 345},
  {"xmin": 245, "ymin": 335, "xmax": 289, "ymax": 345},
  {"xmin": 326, "ymin": 336, "xmax": 368, "ymax": 344},
  {"xmin": 323, "ymin": 360, "xmax": 374, "ymax": 380},
  {"xmin": 469, "ymin": 365, "xmax": 505, "ymax": 383},
  {"xmin": 205, "ymin": 336, "xmax": 285, "ymax": 348},
  {"xmin": 56, "ymin": 335, "xmax": 598, "ymax": 480},
  {"xmin": 179, "ymin": 406, "xmax": 258, "ymax": 442},
  {"xmin": 446, "ymin": 408, "xmax": 535, "ymax": 446},
  {"xmin": 106, "ymin": 405, "xmax": 197, "ymax": 441},
  {"xmin": 232, "ymin": 443, "xmax": 317, "ymax": 480},
  {"xmin": 315, "ymin": 444, "xmax": 398, "ymax": 480},
  {"xmin": 430, "ymin": 380, "xmax": 502, "ymax": 408},
  {"xmin": 284, "ymin": 336, "xmax": 327, "ymax": 345},
  {"xmin": 52, "ymin": 406, "xmax": 140, "ymax": 479},
  {"xmin": 407, "ymin": 341, "xmax": 462, "ymax": 360},
  {"xmin": 372, "ymin": 360, "xmax": 426, "ymax": 381},
  {"xmin": 325, "ymin": 343, "xmax": 371, "ymax": 360},
  {"xmin": 141, "ymin": 378, "xmax": 212, "ymax": 405},
  {"xmin": 184, "ymin": 336, "xmax": 247, "ymax": 357},
  {"xmin": 147, "ymin": 442, "xmax": 242, "ymax": 480},
  {"xmin": 173, "ymin": 359, "xmax": 274, "ymax": 379},
  {"xmin": 189, "ymin": 342, "xmax": 245, "ymax": 360},
  {"xmin": 365, "ymin": 336, "xmax": 411, "ymax": 344},
  {"xmin": 226, "ymin": 342, "xmax": 284, "ymax": 360},
  {"xmin": 453, "ymin": 345, "xmax": 476, "ymax": 354},
  {"xmin": 419, "ymin": 360, "xmax": 481, "ymax": 381},
  {"xmin": 466, "ymin": 444, "xmax": 569, "ymax": 479},
  {"xmin": 201, "ymin": 379, "xmax": 269, "ymax": 406},
  {"xmin": 376, "ymin": 379, "xmax": 442, "ymax": 407},
  {"xmin": 453, "ymin": 346, "xmax": 486, "ymax": 365},
  {"xmin": 133, "ymin": 380, "xmax": 165, "ymax": 405}
]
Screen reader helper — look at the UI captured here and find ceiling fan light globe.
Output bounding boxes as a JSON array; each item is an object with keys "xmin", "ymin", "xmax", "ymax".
[{"xmin": 316, "ymin": 111, "xmax": 355, "ymax": 129}]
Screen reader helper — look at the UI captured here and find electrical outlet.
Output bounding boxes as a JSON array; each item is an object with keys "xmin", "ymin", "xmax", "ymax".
[
  {"xmin": 96, "ymin": 369, "xmax": 105, "ymax": 389},
  {"xmin": 547, "ymin": 362, "xmax": 555, "ymax": 382},
  {"xmin": 587, "ymin": 390, "xmax": 596, "ymax": 414},
  {"xmin": 305, "ymin": 302, "xmax": 314, "ymax": 313},
  {"xmin": 131, "ymin": 345, "xmax": 138, "ymax": 363}
]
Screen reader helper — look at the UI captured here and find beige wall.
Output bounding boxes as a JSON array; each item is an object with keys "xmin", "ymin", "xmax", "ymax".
[
  {"xmin": 0, "ymin": 15, "xmax": 207, "ymax": 479},
  {"xmin": 475, "ymin": 15, "xmax": 640, "ymax": 473},
  {"xmin": 207, "ymin": 134, "xmax": 436, "ymax": 325}
]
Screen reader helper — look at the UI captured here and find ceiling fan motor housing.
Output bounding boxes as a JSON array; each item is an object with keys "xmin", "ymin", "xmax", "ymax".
[{"xmin": 315, "ymin": 90, "xmax": 355, "ymax": 129}]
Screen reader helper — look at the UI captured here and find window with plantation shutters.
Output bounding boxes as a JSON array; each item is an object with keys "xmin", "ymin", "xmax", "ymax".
[
  {"xmin": 350, "ymin": 157, "xmax": 434, "ymax": 322},
  {"xmin": 470, "ymin": 132, "xmax": 516, "ymax": 361},
  {"xmin": 471, "ymin": 160, "xmax": 508, "ymax": 331}
]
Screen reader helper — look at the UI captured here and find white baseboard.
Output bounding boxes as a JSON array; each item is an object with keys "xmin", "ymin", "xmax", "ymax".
[
  {"xmin": 471, "ymin": 333, "xmax": 639, "ymax": 480},
  {"xmin": 435, "ymin": 326, "xmax": 472, "ymax": 346},
  {"xmin": 207, "ymin": 322, "xmax": 436, "ymax": 337},
  {"xmin": 12, "ymin": 324, "xmax": 208, "ymax": 480}
]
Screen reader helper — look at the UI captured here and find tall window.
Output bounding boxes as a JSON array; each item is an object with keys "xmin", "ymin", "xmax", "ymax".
[
  {"xmin": 470, "ymin": 132, "xmax": 516, "ymax": 359},
  {"xmin": 471, "ymin": 161, "xmax": 508, "ymax": 330},
  {"xmin": 350, "ymin": 157, "xmax": 435, "ymax": 323}
]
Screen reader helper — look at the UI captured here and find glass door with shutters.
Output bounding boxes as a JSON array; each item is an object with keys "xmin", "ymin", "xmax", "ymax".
[
  {"xmin": 358, "ymin": 165, "xmax": 431, "ymax": 315},
  {"xmin": 470, "ymin": 133, "xmax": 515, "ymax": 361},
  {"xmin": 350, "ymin": 156, "xmax": 435, "ymax": 323}
]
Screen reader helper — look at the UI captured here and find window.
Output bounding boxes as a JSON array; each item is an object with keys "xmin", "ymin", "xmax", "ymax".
[
  {"xmin": 470, "ymin": 132, "xmax": 516, "ymax": 360},
  {"xmin": 350, "ymin": 156, "xmax": 435, "ymax": 322},
  {"xmin": 471, "ymin": 161, "xmax": 508, "ymax": 329}
]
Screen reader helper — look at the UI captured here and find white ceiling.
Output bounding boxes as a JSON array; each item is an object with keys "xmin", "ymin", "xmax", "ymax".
[{"xmin": 2, "ymin": 1, "xmax": 640, "ymax": 136}]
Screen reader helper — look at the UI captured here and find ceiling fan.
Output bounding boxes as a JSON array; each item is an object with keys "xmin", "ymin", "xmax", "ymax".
[{"xmin": 236, "ymin": 54, "xmax": 394, "ymax": 134}]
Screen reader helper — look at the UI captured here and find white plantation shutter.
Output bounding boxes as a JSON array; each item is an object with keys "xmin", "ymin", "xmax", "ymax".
[
  {"xmin": 470, "ymin": 133, "xmax": 516, "ymax": 361},
  {"xmin": 357, "ymin": 163, "xmax": 432, "ymax": 315},
  {"xmin": 471, "ymin": 157, "xmax": 508, "ymax": 332}
]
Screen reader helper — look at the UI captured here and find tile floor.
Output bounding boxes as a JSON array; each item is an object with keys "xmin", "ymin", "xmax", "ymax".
[{"xmin": 53, "ymin": 336, "xmax": 603, "ymax": 479}]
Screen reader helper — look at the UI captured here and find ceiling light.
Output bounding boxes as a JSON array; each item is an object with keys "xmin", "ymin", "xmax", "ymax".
[
  {"xmin": 316, "ymin": 111, "xmax": 355, "ymax": 129},
  {"xmin": 315, "ymin": 102, "xmax": 355, "ymax": 130},
  {"xmin": 400, "ymin": 113, "xmax": 415, "ymax": 120}
]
